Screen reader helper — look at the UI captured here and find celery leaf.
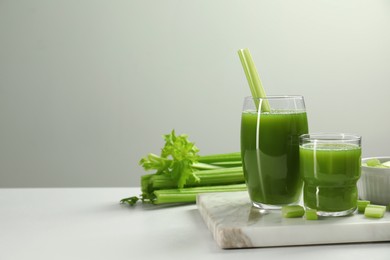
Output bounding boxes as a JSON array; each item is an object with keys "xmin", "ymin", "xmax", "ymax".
[{"xmin": 139, "ymin": 130, "xmax": 200, "ymax": 189}]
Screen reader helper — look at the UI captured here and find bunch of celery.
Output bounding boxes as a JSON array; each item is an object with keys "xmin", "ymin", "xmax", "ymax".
[{"xmin": 120, "ymin": 130, "xmax": 246, "ymax": 205}]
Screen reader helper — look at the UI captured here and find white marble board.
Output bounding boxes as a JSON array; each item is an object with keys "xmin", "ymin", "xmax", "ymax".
[{"xmin": 197, "ymin": 191, "xmax": 390, "ymax": 249}]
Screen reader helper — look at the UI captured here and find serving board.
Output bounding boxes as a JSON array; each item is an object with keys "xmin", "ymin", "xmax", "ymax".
[{"xmin": 197, "ymin": 191, "xmax": 390, "ymax": 249}]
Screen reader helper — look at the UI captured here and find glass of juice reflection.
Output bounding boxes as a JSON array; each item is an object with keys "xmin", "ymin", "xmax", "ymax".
[
  {"xmin": 240, "ymin": 96, "xmax": 309, "ymax": 209},
  {"xmin": 299, "ymin": 133, "xmax": 362, "ymax": 216}
]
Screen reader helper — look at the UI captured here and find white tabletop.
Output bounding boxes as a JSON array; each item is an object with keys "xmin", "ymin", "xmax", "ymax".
[{"xmin": 1, "ymin": 188, "xmax": 389, "ymax": 260}]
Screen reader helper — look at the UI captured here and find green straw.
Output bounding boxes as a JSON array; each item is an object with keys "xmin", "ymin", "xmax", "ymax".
[{"xmin": 238, "ymin": 48, "xmax": 270, "ymax": 112}]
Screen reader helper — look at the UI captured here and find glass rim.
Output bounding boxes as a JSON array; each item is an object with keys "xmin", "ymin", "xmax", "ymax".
[
  {"xmin": 300, "ymin": 133, "xmax": 361, "ymax": 142},
  {"xmin": 244, "ymin": 95, "xmax": 304, "ymax": 101}
]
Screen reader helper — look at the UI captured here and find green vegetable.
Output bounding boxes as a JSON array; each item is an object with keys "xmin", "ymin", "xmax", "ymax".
[
  {"xmin": 363, "ymin": 158, "xmax": 390, "ymax": 168},
  {"xmin": 237, "ymin": 48, "xmax": 270, "ymax": 112},
  {"xmin": 383, "ymin": 161, "xmax": 390, "ymax": 167},
  {"xmin": 357, "ymin": 200, "xmax": 371, "ymax": 213},
  {"xmin": 282, "ymin": 205, "xmax": 305, "ymax": 218},
  {"xmin": 305, "ymin": 209, "xmax": 318, "ymax": 220},
  {"xmin": 139, "ymin": 130, "xmax": 201, "ymax": 188},
  {"xmin": 152, "ymin": 184, "xmax": 246, "ymax": 204},
  {"xmin": 364, "ymin": 205, "xmax": 386, "ymax": 218},
  {"xmin": 121, "ymin": 130, "xmax": 246, "ymax": 205},
  {"xmin": 120, "ymin": 196, "xmax": 139, "ymax": 205},
  {"xmin": 198, "ymin": 152, "xmax": 242, "ymax": 166},
  {"xmin": 366, "ymin": 159, "xmax": 381, "ymax": 167}
]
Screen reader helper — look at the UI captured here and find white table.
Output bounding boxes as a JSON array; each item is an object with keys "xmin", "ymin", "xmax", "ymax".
[{"xmin": 1, "ymin": 188, "xmax": 389, "ymax": 260}]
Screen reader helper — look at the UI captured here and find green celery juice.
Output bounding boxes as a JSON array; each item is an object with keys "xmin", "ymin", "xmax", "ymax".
[
  {"xmin": 300, "ymin": 143, "xmax": 361, "ymax": 213},
  {"xmin": 240, "ymin": 110, "xmax": 309, "ymax": 206}
]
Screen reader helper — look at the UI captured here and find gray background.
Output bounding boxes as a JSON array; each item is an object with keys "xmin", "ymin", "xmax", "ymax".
[{"xmin": 1, "ymin": 0, "xmax": 389, "ymax": 187}]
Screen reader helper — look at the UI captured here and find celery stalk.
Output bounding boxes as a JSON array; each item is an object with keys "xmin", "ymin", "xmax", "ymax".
[
  {"xmin": 282, "ymin": 205, "xmax": 305, "ymax": 218},
  {"xmin": 121, "ymin": 131, "xmax": 247, "ymax": 206},
  {"xmin": 148, "ymin": 167, "xmax": 244, "ymax": 191},
  {"xmin": 305, "ymin": 209, "xmax": 318, "ymax": 220},
  {"xmin": 237, "ymin": 48, "xmax": 270, "ymax": 112},
  {"xmin": 357, "ymin": 200, "xmax": 370, "ymax": 213},
  {"xmin": 191, "ymin": 162, "xmax": 222, "ymax": 170},
  {"xmin": 208, "ymin": 161, "xmax": 242, "ymax": 167},
  {"xmin": 198, "ymin": 152, "xmax": 242, "ymax": 164},
  {"xmin": 364, "ymin": 205, "xmax": 386, "ymax": 218},
  {"xmin": 153, "ymin": 184, "xmax": 247, "ymax": 204}
]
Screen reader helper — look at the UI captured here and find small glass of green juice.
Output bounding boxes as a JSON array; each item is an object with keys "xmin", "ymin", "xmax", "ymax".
[
  {"xmin": 241, "ymin": 96, "xmax": 309, "ymax": 210},
  {"xmin": 299, "ymin": 133, "xmax": 362, "ymax": 217}
]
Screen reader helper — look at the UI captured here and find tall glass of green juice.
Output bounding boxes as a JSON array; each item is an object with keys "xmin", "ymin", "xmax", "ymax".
[
  {"xmin": 299, "ymin": 133, "xmax": 362, "ymax": 216},
  {"xmin": 241, "ymin": 96, "xmax": 309, "ymax": 209}
]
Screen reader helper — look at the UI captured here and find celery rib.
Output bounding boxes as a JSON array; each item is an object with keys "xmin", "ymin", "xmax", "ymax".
[
  {"xmin": 192, "ymin": 162, "xmax": 222, "ymax": 170},
  {"xmin": 282, "ymin": 205, "xmax": 305, "ymax": 218},
  {"xmin": 148, "ymin": 167, "xmax": 244, "ymax": 190},
  {"xmin": 357, "ymin": 200, "xmax": 370, "ymax": 213},
  {"xmin": 305, "ymin": 209, "xmax": 318, "ymax": 220},
  {"xmin": 208, "ymin": 161, "xmax": 242, "ymax": 167},
  {"xmin": 198, "ymin": 152, "xmax": 242, "ymax": 164},
  {"xmin": 153, "ymin": 184, "xmax": 247, "ymax": 204},
  {"xmin": 122, "ymin": 131, "xmax": 247, "ymax": 206},
  {"xmin": 364, "ymin": 205, "xmax": 386, "ymax": 218}
]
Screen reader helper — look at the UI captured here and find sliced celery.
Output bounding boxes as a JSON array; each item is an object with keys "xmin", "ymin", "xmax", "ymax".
[
  {"xmin": 366, "ymin": 159, "xmax": 381, "ymax": 167},
  {"xmin": 382, "ymin": 161, "xmax": 390, "ymax": 168},
  {"xmin": 357, "ymin": 200, "xmax": 371, "ymax": 213},
  {"xmin": 364, "ymin": 205, "xmax": 386, "ymax": 218},
  {"xmin": 282, "ymin": 205, "xmax": 305, "ymax": 218},
  {"xmin": 305, "ymin": 209, "xmax": 318, "ymax": 220},
  {"xmin": 363, "ymin": 158, "xmax": 390, "ymax": 168}
]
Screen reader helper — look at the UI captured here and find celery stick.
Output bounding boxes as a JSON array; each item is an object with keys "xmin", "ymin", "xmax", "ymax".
[
  {"xmin": 209, "ymin": 161, "xmax": 242, "ymax": 167},
  {"xmin": 357, "ymin": 200, "xmax": 370, "ymax": 213},
  {"xmin": 305, "ymin": 209, "xmax": 318, "ymax": 220},
  {"xmin": 237, "ymin": 48, "xmax": 270, "ymax": 112},
  {"xmin": 198, "ymin": 152, "xmax": 242, "ymax": 164},
  {"xmin": 122, "ymin": 131, "xmax": 248, "ymax": 206},
  {"xmin": 141, "ymin": 174, "xmax": 154, "ymax": 194},
  {"xmin": 282, "ymin": 205, "xmax": 305, "ymax": 218},
  {"xmin": 153, "ymin": 184, "xmax": 247, "ymax": 204},
  {"xmin": 149, "ymin": 167, "xmax": 244, "ymax": 190},
  {"xmin": 364, "ymin": 205, "xmax": 386, "ymax": 218},
  {"xmin": 382, "ymin": 161, "xmax": 390, "ymax": 168},
  {"xmin": 192, "ymin": 162, "xmax": 222, "ymax": 170}
]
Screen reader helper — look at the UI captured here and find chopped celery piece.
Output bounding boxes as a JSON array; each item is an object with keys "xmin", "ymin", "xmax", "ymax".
[
  {"xmin": 364, "ymin": 158, "xmax": 390, "ymax": 168},
  {"xmin": 305, "ymin": 209, "xmax": 318, "ymax": 220},
  {"xmin": 282, "ymin": 205, "xmax": 305, "ymax": 218},
  {"xmin": 382, "ymin": 161, "xmax": 390, "ymax": 168},
  {"xmin": 366, "ymin": 159, "xmax": 381, "ymax": 167},
  {"xmin": 364, "ymin": 205, "xmax": 386, "ymax": 218},
  {"xmin": 357, "ymin": 200, "xmax": 371, "ymax": 213}
]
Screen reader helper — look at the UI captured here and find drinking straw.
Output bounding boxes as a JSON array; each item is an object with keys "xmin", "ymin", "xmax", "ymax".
[{"xmin": 237, "ymin": 48, "xmax": 270, "ymax": 112}]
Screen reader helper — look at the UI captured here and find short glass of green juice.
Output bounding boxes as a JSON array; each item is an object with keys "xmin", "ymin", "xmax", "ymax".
[
  {"xmin": 299, "ymin": 133, "xmax": 362, "ymax": 216},
  {"xmin": 240, "ymin": 96, "xmax": 309, "ymax": 210}
]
